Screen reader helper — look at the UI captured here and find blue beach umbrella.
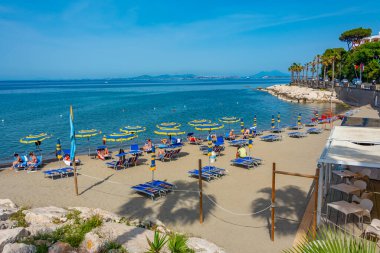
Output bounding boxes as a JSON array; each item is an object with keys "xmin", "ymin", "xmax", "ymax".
[
  {"xmin": 188, "ymin": 119, "xmax": 211, "ymax": 126},
  {"xmin": 271, "ymin": 115, "xmax": 275, "ymax": 129},
  {"xmin": 156, "ymin": 122, "xmax": 181, "ymax": 129},
  {"xmin": 253, "ymin": 115, "xmax": 257, "ymax": 127},
  {"xmin": 298, "ymin": 113, "xmax": 302, "ymax": 126},
  {"xmin": 277, "ymin": 112, "xmax": 281, "ymax": 128},
  {"xmin": 120, "ymin": 126, "xmax": 146, "ymax": 133},
  {"xmin": 76, "ymin": 129, "xmax": 102, "ymax": 156}
]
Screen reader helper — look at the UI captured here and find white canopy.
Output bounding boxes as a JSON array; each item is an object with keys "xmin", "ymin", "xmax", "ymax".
[{"xmin": 319, "ymin": 126, "xmax": 380, "ymax": 168}]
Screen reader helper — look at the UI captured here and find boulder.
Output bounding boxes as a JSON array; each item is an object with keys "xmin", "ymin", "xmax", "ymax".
[
  {"xmin": 0, "ymin": 228, "xmax": 29, "ymax": 252},
  {"xmin": 0, "ymin": 220, "xmax": 17, "ymax": 230},
  {"xmin": 2, "ymin": 243, "xmax": 36, "ymax": 253},
  {"xmin": 94, "ymin": 222, "xmax": 155, "ymax": 253},
  {"xmin": 68, "ymin": 207, "xmax": 121, "ymax": 223},
  {"xmin": 80, "ymin": 231, "xmax": 106, "ymax": 253},
  {"xmin": 48, "ymin": 241, "xmax": 75, "ymax": 253},
  {"xmin": 26, "ymin": 223, "xmax": 60, "ymax": 237},
  {"xmin": 0, "ymin": 199, "xmax": 19, "ymax": 221},
  {"xmin": 187, "ymin": 237, "xmax": 226, "ymax": 253},
  {"xmin": 24, "ymin": 207, "xmax": 67, "ymax": 226}
]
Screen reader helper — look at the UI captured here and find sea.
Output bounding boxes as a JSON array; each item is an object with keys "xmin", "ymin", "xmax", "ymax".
[{"xmin": 0, "ymin": 78, "xmax": 344, "ymax": 163}]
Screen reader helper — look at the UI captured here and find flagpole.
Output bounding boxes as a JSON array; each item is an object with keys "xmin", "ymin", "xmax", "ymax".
[{"xmin": 70, "ymin": 105, "xmax": 79, "ymax": 196}]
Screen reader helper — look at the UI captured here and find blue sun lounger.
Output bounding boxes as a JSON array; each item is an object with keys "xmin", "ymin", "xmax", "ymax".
[
  {"xmin": 28, "ymin": 156, "xmax": 43, "ymax": 171},
  {"xmin": 228, "ymin": 139, "xmax": 249, "ymax": 147},
  {"xmin": 307, "ymin": 128, "xmax": 323, "ymax": 134},
  {"xmin": 131, "ymin": 185, "xmax": 162, "ymax": 200},
  {"xmin": 305, "ymin": 122, "xmax": 317, "ymax": 127},
  {"xmin": 145, "ymin": 180, "xmax": 175, "ymax": 193},
  {"xmin": 260, "ymin": 134, "xmax": 281, "ymax": 142},
  {"xmin": 188, "ymin": 166, "xmax": 226, "ymax": 181},
  {"xmin": 13, "ymin": 155, "xmax": 28, "ymax": 170},
  {"xmin": 105, "ymin": 160, "xmax": 126, "ymax": 170},
  {"xmin": 43, "ymin": 167, "xmax": 74, "ymax": 179},
  {"xmin": 288, "ymin": 132, "xmax": 308, "ymax": 138},
  {"xmin": 230, "ymin": 157, "xmax": 262, "ymax": 169},
  {"xmin": 288, "ymin": 124, "xmax": 303, "ymax": 130},
  {"xmin": 270, "ymin": 127, "xmax": 284, "ymax": 133}
]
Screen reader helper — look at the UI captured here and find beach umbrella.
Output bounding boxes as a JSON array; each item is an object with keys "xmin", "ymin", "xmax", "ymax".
[
  {"xmin": 55, "ymin": 138, "xmax": 62, "ymax": 160},
  {"xmin": 315, "ymin": 110, "xmax": 319, "ymax": 124},
  {"xmin": 271, "ymin": 115, "xmax": 275, "ymax": 129},
  {"xmin": 219, "ymin": 116, "xmax": 240, "ymax": 124},
  {"xmin": 75, "ymin": 129, "xmax": 102, "ymax": 156},
  {"xmin": 188, "ymin": 119, "xmax": 211, "ymax": 126},
  {"xmin": 120, "ymin": 126, "xmax": 146, "ymax": 133},
  {"xmin": 156, "ymin": 122, "xmax": 181, "ymax": 129},
  {"xmin": 240, "ymin": 118, "xmax": 244, "ymax": 134},
  {"xmin": 277, "ymin": 112, "xmax": 281, "ymax": 128},
  {"xmin": 150, "ymin": 145, "xmax": 156, "ymax": 181},
  {"xmin": 20, "ymin": 133, "xmax": 52, "ymax": 153},
  {"xmin": 253, "ymin": 115, "xmax": 257, "ymax": 127},
  {"xmin": 104, "ymin": 132, "xmax": 137, "ymax": 143},
  {"xmin": 194, "ymin": 123, "xmax": 224, "ymax": 134},
  {"xmin": 154, "ymin": 128, "xmax": 185, "ymax": 143},
  {"xmin": 298, "ymin": 113, "xmax": 302, "ymax": 126},
  {"xmin": 248, "ymin": 136, "xmax": 253, "ymax": 156},
  {"xmin": 69, "ymin": 105, "xmax": 78, "ymax": 196}
]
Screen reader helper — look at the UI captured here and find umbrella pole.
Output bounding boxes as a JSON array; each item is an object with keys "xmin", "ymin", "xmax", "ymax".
[{"xmin": 87, "ymin": 137, "xmax": 90, "ymax": 156}]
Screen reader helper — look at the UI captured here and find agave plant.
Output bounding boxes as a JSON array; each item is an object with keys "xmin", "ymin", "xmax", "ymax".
[
  {"xmin": 168, "ymin": 233, "xmax": 194, "ymax": 253},
  {"xmin": 146, "ymin": 230, "xmax": 168, "ymax": 253},
  {"xmin": 283, "ymin": 226, "xmax": 378, "ymax": 253}
]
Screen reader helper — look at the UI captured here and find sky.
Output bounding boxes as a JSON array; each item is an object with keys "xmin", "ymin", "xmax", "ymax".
[{"xmin": 1, "ymin": 0, "xmax": 380, "ymax": 80}]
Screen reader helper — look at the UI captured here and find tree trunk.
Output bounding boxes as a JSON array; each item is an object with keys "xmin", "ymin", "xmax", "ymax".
[
  {"xmin": 332, "ymin": 59, "xmax": 335, "ymax": 87},
  {"xmin": 316, "ymin": 57, "xmax": 320, "ymax": 87}
]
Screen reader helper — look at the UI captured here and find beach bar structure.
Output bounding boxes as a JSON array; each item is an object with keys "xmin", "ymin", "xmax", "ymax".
[{"xmin": 317, "ymin": 126, "xmax": 380, "ymax": 224}]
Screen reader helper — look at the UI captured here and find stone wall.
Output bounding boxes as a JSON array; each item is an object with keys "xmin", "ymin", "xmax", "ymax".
[{"xmin": 335, "ymin": 87, "xmax": 380, "ymax": 107}]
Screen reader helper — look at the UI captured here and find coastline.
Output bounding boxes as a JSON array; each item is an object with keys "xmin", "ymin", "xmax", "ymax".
[{"xmin": 261, "ymin": 84, "xmax": 344, "ymax": 104}]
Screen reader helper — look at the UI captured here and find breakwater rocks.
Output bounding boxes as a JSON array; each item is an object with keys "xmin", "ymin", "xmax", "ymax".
[
  {"xmin": 0, "ymin": 199, "xmax": 225, "ymax": 253},
  {"xmin": 263, "ymin": 85, "xmax": 343, "ymax": 104}
]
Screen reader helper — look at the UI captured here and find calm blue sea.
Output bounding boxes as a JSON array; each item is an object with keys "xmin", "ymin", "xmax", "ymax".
[{"xmin": 0, "ymin": 78, "xmax": 342, "ymax": 163}]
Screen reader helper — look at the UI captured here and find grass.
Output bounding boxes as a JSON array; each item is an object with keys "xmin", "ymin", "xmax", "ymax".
[
  {"xmin": 9, "ymin": 207, "xmax": 28, "ymax": 227},
  {"xmin": 102, "ymin": 241, "xmax": 127, "ymax": 253}
]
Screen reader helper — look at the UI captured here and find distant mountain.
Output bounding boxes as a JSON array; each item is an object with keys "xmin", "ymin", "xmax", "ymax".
[{"xmin": 250, "ymin": 70, "xmax": 290, "ymax": 78}]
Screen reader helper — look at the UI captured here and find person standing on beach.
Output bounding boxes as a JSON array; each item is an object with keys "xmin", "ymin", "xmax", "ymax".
[{"xmin": 238, "ymin": 146, "xmax": 247, "ymax": 158}]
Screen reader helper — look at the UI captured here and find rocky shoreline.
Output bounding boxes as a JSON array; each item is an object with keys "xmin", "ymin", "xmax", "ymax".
[
  {"xmin": 261, "ymin": 84, "xmax": 343, "ymax": 104},
  {"xmin": 0, "ymin": 199, "xmax": 225, "ymax": 253}
]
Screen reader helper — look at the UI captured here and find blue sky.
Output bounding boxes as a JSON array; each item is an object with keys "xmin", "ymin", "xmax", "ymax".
[{"xmin": 1, "ymin": 0, "xmax": 380, "ymax": 80}]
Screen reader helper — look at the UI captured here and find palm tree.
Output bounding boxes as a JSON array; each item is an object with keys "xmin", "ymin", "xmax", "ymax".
[
  {"xmin": 315, "ymin": 55, "xmax": 321, "ymax": 86},
  {"xmin": 288, "ymin": 65, "xmax": 295, "ymax": 83},
  {"xmin": 321, "ymin": 55, "xmax": 331, "ymax": 87},
  {"xmin": 304, "ymin": 63, "xmax": 309, "ymax": 83}
]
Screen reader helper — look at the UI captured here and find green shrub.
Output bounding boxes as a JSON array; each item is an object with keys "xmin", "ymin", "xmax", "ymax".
[
  {"xmin": 101, "ymin": 241, "xmax": 127, "ymax": 253},
  {"xmin": 168, "ymin": 233, "xmax": 194, "ymax": 253},
  {"xmin": 146, "ymin": 230, "xmax": 168, "ymax": 253},
  {"xmin": 65, "ymin": 209, "xmax": 81, "ymax": 223},
  {"xmin": 9, "ymin": 207, "xmax": 28, "ymax": 227}
]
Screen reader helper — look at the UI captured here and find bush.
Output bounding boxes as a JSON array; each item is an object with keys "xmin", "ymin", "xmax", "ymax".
[
  {"xmin": 102, "ymin": 241, "xmax": 127, "ymax": 253},
  {"xmin": 9, "ymin": 207, "xmax": 28, "ymax": 227},
  {"xmin": 168, "ymin": 233, "xmax": 194, "ymax": 253},
  {"xmin": 146, "ymin": 230, "xmax": 168, "ymax": 253}
]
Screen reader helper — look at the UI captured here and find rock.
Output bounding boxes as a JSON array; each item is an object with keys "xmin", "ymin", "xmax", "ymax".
[
  {"xmin": 187, "ymin": 237, "xmax": 226, "ymax": 253},
  {"xmin": 24, "ymin": 207, "xmax": 67, "ymax": 226},
  {"xmin": 2, "ymin": 243, "xmax": 36, "ymax": 253},
  {"xmin": 94, "ymin": 222, "xmax": 155, "ymax": 253},
  {"xmin": 68, "ymin": 207, "xmax": 121, "ymax": 223},
  {"xmin": 128, "ymin": 218, "xmax": 140, "ymax": 227},
  {"xmin": 0, "ymin": 220, "xmax": 17, "ymax": 230},
  {"xmin": 0, "ymin": 199, "xmax": 19, "ymax": 221},
  {"xmin": 80, "ymin": 232, "xmax": 105, "ymax": 253},
  {"xmin": 26, "ymin": 224, "xmax": 60, "ymax": 237},
  {"xmin": 0, "ymin": 228, "xmax": 29, "ymax": 252},
  {"xmin": 48, "ymin": 241, "xmax": 75, "ymax": 253}
]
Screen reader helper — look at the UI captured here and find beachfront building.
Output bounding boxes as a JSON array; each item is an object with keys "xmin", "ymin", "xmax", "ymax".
[{"xmin": 353, "ymin": 31, "xmax": 380, "ymax": 47}]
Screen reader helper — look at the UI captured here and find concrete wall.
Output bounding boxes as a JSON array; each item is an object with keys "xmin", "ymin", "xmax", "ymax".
[{"xmin": 335, "ymin": 87, "xmax": 380, "ymax": 107}]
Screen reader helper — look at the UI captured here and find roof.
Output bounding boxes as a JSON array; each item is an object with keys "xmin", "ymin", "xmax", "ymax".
[
  {"xmin": 319, "ymin": 126, "xmax": 380, "ymax": 168},
  {"xmin": 341, "ymin": 117, "xmax": 380, "ymax": 128}
]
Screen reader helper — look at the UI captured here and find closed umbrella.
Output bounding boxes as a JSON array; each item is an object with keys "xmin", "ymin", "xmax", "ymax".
[
  {"xmin": 55, "ymin": 138, "xmax": 62, "ymax": 160},
  {"xmin": 76, "ymin": 129, "xmax": 101, "ymax": 156},
  {"xmin": 156, "ymin": 122, "xmax": 181, "ymax": 129},
  {"xmin": 253, "ymin": 115, "xmax": 257, "ymax": 127},
  {"xmin": 298, "ymin": 113, "xmax": 302, "ymax": 127},
  {"xmin": 271, "ymin": 115, "xmax": 275, "ymax": 129},
  {"xmin": 120, "ymin": 126, "xmax": 146, "ymax": 133},
  {"xmin": 150, "ymin": 145, "xmax": 156, "ymax": 181},
  {"xmin": 277, "ymin": 112, "xmax": 281, "ymax": 128}
]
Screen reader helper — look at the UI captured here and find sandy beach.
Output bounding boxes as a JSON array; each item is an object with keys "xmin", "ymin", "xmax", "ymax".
[{"xmin": 0, "ymin": 120, "xmax": 342, "ymax": 253}]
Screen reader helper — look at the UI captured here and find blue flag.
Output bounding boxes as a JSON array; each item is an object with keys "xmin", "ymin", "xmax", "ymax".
[{"xmin": 70, "ymin": 106, "xmax": 76, "ymax": 161}]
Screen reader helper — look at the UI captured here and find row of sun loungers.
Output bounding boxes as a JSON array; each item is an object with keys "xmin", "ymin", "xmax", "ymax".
[
  {"xmin": 14, "ymin": 156, "xmax": 43, "ymax": 171},
  {"xmin": 43, "ymin": 167, "xmax": 74, "ymax": 179},
  {"xmin": 230, "ymin": 156, "xmax": 263, "ymax": 169},
  {"xmin": 106, "ymin": 156, "xmax": 139, "ymax": 170},
  {"xmin": 131, "ymin": 180, "xmax": 176, "ymax": 200},
  {"xmin": 159, "ymin": 148, "xmax": 182, "ymax": 161},
  {"xmin": 199, "ymin": 145, "xmax": 225, "ymax": 156},
  {"xmin": 307, "ymin": 127, "xmax": 323, "ymax": 134},
  {"xmin": 260, "ymin": 134, "xmax": 282, "ymax": 142},
  {"xmin": 228, "ymin": 139, "xmax": 249, "ymax": 147},
  {"xmin": 188, "ymin": 166, "xmax": 226, "ymax": 181},
  {"xmin": 288, "ymin": 131, "xmax": 308, "ymax": 138}
]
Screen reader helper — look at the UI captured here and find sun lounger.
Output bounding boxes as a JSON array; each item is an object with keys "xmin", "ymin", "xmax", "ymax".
[
  {"xmin": 105, "ymin": 160, "xmax": 125, "ymax": 170},
  {"xmin": 28, "ymin": 156, "xmax": 42, "ymax": 171},
  {"xmin": 125, "ymin": 155, "xmax": 140, "ymax": 167},
  {"xmin": 160, "ymin": 150, "xmax": 175, "ymax": 162},
  {"xmin": 43, "ymin": 167, "xmax": 74, "ymax": 179},
  {"xmin": 260, "ymin": 134, "xmax": 282, "ymax": 142},
  {"xmin": 13, "ymin": 155, "xmax": 28, "ymax": 170},
  {"xmin": 230, "ymin": 156, "xmax": 262, "ymax": 169},
  {"xmin": 270, "ymin": 127, "xmax": 284, "ymax": 133},
  {"xmin": 145, "ymin": 180, "xmax": 175, "ymax": 193},
  {"xmin": 131, "ymin": 185, "xmax": 162, "ymax": 200},
  {"xmin": 188, "ymin": 166, "xmax": 226, "ymax": 181},
  {"xmin": 305, "ymin": 122, "xmax": 317, "ymax": 127},
  {"xmin": 288, "ymin": 132, "xmax": 308, "ymax": 138},
  {"xmin": 288, "ymin": 124, "xmax": 303, "ymax": 130},
  {"xmin": 307, "ymin": 128, "xmax": 323, "ymax": 134},
  {"xmin": 228, "ymin": 139, "xmax": 249, "ymax": 147}
]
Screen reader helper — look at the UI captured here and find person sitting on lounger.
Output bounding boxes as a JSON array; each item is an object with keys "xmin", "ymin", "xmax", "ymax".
[
  {"xmin": 229, "ymin": 129, "xmax": 236, "ymax": 140},
  {"xmin": 238, "ymin": 146, "xmax": 247, "ymax": 158},
  {"xmin": 27, "ymin": 152, "xmax": 37, "ymax": 166},
  {"xmin": 143, "ymin": 139, "xmax": 152, "ymax": 151},
  {"xmin": 157, "ymin": 148, "xmax": 165, "ymax": 160},
  {"xmin": 11, "ymin": 153, "xmax": 22, "ymax": 169},
  {"xmin": 97, "ymin": 149, "xmax": 105, "ymax": 160},
  {"xmin": 243, "ymin": 128, "xmax": 250, "ymax": 139}
]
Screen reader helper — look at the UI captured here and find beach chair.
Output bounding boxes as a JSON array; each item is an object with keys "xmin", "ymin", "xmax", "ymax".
[
  {"xmin": 13, "ymin": 155, "xmax": 28, "ymax": 171},
  {"xmin": 131, "ymin": 184, "xmax": 162, "ymax": 200},
  {"xmin": 172, "ymin": 148, "xmax": 181, "ymax": 159},
  {"xmin": 230, "ymin": 157, "xmax": 262, "ymax": 169},
  {"xmin": 307, "ymin": 128, "xmax": 323, "ymax": 134},
  {"xmin": 160, "ymin": 150, "xmax": 174, "ymax": 162},
  {"xmin": 43, "ymin": 167, "xmax": 74, "ymax": 179},
  {"xmin": 96, "ymin": 146, "xmax": 112, "ymax": 160},
  {"xmin": 260, "ymin": 134, "xmax": 281, "ymax": 142},
  {"xmin": 288, "ymin": 125, "xmax": 303, "ymax": 130},
  {"xmin": 270, "ymin": 127, "xmax": 284, "ymax": 133},
  {"xmin": 228, "ymin": 139, "xmax": 249, "ymax": 147},
  {"xmin": 215, "ymin": 136, "xmax": 224, "ymax": 146},
  {"xmin": 145, "ymin": 180, "xmax": 175, "ymax": 193},
  {"xmin": 126, "ymin": 155, "xmax": 140, "ymax": 167},
  {"xmin": 28, "ymin": 156, "xmax": 42, "ymax": 171},
  {"xmin": 105, "ymin": 159, "xmax": 125, "ymax": 170},
  {"xmin": 305, "ymin": 121, "xmax": 317, "ymax": 127},
  {"xmin": 288, "ymin": 132, "xmax": 308, "ymax": 138}
]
